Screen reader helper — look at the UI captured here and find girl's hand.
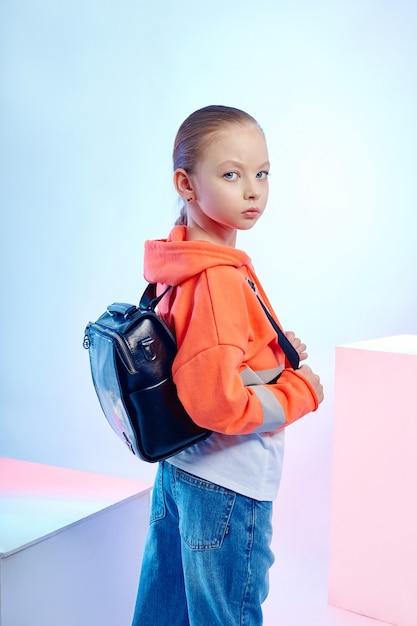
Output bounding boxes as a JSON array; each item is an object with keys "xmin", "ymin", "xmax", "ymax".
[
  {"xmin": 297, "ymin": 365, "xmax": 324, "ymax": 404},
  {"xmin": 285, "ymin": 331, "xmax": 308, "ymax": 362}
]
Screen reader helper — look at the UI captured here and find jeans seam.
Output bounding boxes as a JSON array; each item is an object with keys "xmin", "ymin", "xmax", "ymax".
[
  {"xmin": 240, "ymin": 499, "xmax": 255, "ymax": 626},
  {"xmin": 149, "ymin": 462, "xmax": 166, "ymax": 524}
]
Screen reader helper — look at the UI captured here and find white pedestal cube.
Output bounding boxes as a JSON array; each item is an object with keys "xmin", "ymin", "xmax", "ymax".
[
  {"xmin": 328, "ymin": 335, "xmax": 417, "ymax": 626},
  {"xmin": 0, "ymin": 458, "xmax": 152, "ymax": 626}
]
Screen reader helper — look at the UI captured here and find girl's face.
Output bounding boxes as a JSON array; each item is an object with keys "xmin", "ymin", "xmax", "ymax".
[{"xmin": 185, "ymin": 123, "xmax": 270, "ymax": 246}]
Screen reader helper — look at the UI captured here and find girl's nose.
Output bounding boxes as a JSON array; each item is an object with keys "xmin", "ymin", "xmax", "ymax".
[{"xmin": 244, "ymin": 185, "xmax": 260, "ymax": 200}]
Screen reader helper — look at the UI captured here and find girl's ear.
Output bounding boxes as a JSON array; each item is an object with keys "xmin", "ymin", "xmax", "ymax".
[{"xmin": 174, "ymin": 168, "xmax": 194, "ymax": 200}]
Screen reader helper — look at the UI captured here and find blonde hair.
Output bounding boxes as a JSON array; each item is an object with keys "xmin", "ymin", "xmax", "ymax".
[{"xmin": 173, "ymin": 105, "xmax": 260, "ymax": 225}]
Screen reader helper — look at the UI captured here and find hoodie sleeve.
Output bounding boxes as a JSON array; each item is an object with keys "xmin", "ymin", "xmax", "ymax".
[{"xmin": 169, "ymin": 268, "xmax": 318, "ymax": 435}]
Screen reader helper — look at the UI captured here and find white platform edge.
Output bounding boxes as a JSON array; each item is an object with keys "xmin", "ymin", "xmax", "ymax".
[
  {"xmin": 0, "ymin": 488, "xmax": 152, "ymax": 559},
  {"xmin": 338, "ymin": 333, "xmax": 417, "ymax": 355}
]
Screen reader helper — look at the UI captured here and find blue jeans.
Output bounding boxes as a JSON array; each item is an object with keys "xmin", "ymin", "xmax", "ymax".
[{"xmin": 131, "ymin": 462, "xmax": 274, "ymax": 626}]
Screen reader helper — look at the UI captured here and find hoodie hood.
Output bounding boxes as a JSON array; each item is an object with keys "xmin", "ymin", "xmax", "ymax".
[{"xmin": 144, "ymin": 226, "xmax": 253, "ymax": 286}]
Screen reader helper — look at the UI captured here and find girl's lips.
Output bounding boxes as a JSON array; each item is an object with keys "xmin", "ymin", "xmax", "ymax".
[{"xmin": 242, "ymin": 208, "xmax": 260, "ymax": 218}]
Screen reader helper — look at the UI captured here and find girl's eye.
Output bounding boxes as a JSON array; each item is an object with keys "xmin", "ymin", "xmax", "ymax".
[
  {"xmin": 224, "ymin": 172, "xmax": 238, "ymax": 180},
  {"xmin": 256, "ymin": 171, "xmax": 269, "ymax": 179}
]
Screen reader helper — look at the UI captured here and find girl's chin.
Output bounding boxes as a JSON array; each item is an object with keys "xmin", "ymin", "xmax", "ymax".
[{"xmin": 238, "ymin": 218, "xmax": 261, "ymax": 230}]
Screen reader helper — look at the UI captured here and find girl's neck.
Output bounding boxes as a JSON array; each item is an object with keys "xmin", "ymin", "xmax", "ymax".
[{"xmin": 185, "ymin": 217, "xmax": 237, "ymax": 248}]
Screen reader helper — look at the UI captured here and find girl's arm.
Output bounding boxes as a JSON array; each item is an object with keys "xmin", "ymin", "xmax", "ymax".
[{"xmin": 170, "ymin": 269, "xmax": 322, "ymax": 435}]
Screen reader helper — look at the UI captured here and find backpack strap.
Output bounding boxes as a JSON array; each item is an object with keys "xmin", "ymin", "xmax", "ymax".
[
  {"xmin": 246, "ymin": 279, "xmax": 300, "ymax": 370},
  {"xmin": 139, "ymin": 283, "xmax": 172, "ymax": 312}
]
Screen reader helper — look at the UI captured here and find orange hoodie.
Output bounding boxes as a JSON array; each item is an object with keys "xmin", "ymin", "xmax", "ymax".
[{"xmin": 144, "ymin": 226, "xmax": 318, "ymax": 436}]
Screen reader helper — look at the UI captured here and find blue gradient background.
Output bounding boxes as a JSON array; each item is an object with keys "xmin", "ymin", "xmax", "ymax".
[{"xmin": 1, "ymin": 0, "xmax": 416, "ymax": 490}]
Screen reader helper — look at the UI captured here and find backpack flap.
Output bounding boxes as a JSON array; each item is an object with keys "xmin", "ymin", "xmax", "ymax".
[{"xmin": 114, "ymin": 310, "xmax": 177, "ymax": 380}]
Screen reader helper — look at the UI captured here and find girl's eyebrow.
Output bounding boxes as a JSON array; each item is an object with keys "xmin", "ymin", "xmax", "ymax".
[{"xmin": 218, "ymin": 160, "xmax": 271, "ymax": 169}]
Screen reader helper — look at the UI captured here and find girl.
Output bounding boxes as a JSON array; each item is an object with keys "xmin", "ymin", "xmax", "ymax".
[{"xmin": 131, "ymin": 105, "xmax": 323, "ymax": 626}]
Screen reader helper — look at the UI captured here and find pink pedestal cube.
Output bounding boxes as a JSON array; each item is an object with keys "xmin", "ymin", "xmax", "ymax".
[{"xmin": 328, "ymin": 335, "xmax": 417, "ymax": 626}]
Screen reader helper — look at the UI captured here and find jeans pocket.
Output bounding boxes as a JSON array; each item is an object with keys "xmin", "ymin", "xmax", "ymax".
[
  {"xmin": 174, "ymin": 468, "xmax": 236, "ymax": 550},
  {"xmin": 149, "ymin": 462, "xmax": 166, "ymax": 523}
]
